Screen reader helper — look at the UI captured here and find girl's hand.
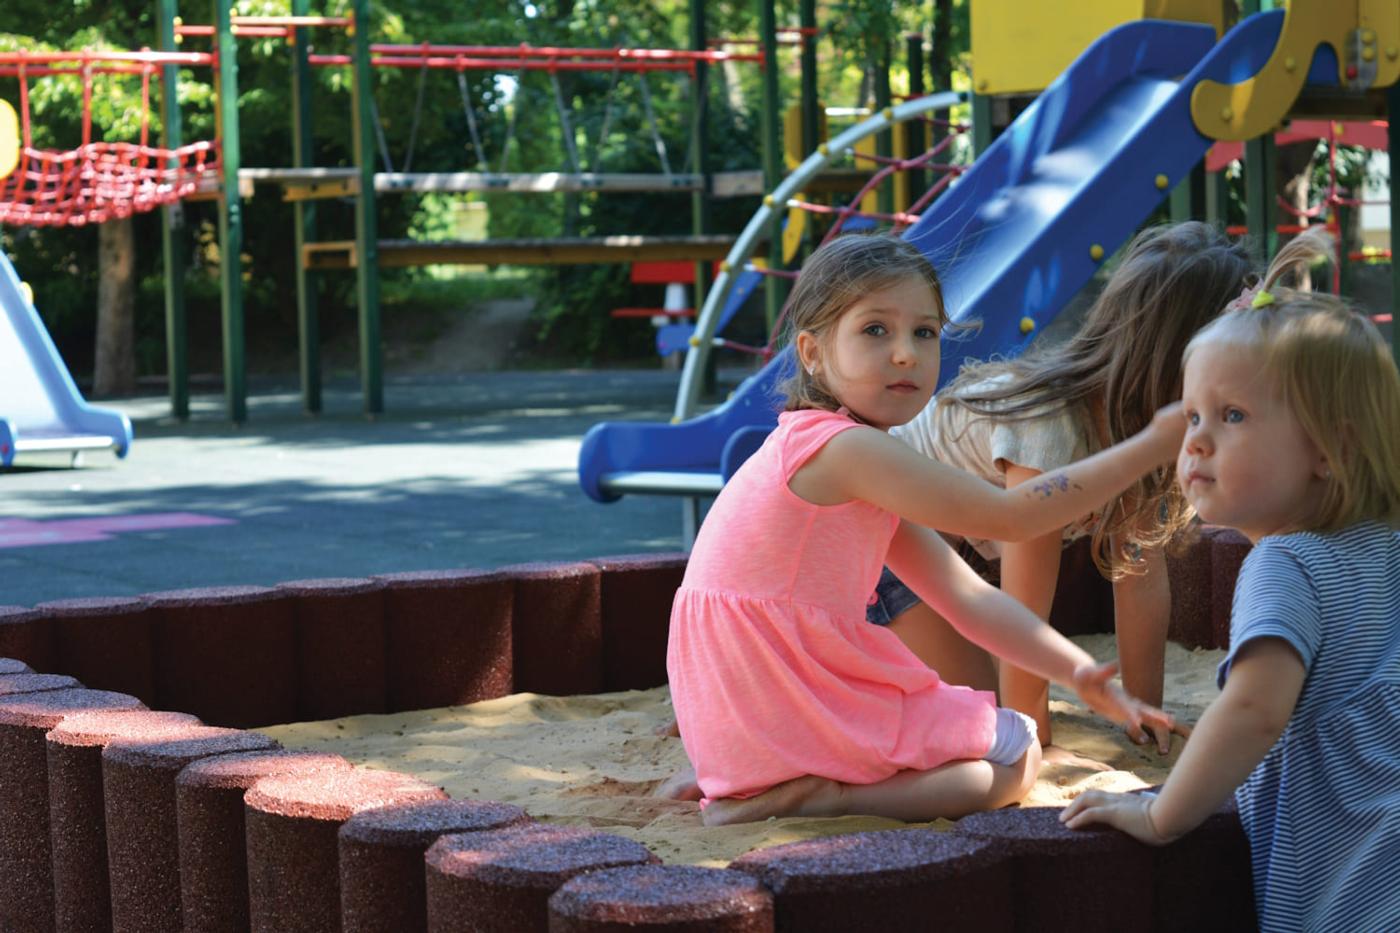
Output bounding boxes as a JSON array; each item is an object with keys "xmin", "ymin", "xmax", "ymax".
[
  {"xmin": 1060, "ymin": 790, "xmax": 1177, "ymax": 845},
  {"xmin": 1071, "ymin": 661, "xmax": 1176, "ymax": 740},
  {"xmin": 1125, "ymin": 718, "xmax": 1193, "ymax": 756},
  {"xmin": 1145, "ymin": 401, "xmax": 1187, "ymax": 461}
]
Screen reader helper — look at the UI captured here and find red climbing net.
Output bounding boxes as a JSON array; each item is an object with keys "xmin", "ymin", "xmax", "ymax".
[{"xmin": 0, "ymin": 50, "xmax": 219, "ymax": 227}]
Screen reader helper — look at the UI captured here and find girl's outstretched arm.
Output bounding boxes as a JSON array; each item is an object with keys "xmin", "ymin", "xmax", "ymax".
[
  {"xmin": 1060, "ymin": 637, "xmax": 1304, "ymax": 845},
  {"xmin": 801, "ymin": 404, "xmax": 1184, "ymax": 544},
  {"xmin": 885, "ymin": 521, "xmax": 1172, "ymax": 736}
]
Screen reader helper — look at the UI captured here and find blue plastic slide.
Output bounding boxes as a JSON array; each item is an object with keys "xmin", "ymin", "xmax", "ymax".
[
  {"xmin": 580, "ymin": 11, "xmax": 1334, "ymax": 508},
  {"xmin": 0, "ymin": 248, "xmax": 132, "ymax": 467}
]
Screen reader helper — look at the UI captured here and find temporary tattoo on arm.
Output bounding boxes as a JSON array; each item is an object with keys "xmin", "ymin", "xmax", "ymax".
[{"xmin": 1028, "ymin": 475, "xmax": 1077, "ymax": 499}]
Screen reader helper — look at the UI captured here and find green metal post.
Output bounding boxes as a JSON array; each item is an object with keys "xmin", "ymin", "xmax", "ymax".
[
  {"xmin": 873, "ymin": 39, "xmax": 893, "ymax": 216},
  {"xmin": 156, "ymin": 0, "xmax": 187, "ymax": 420},
  {"xmin": 291, "ymin": 0, "xmax": 320, "ymax": 414},
  {"xmin": 1170, "ymin": 162, "xmax": 1206, "ymax": 222},
  {"xmin": 1245, "ymin": 136, "xmax": 1277, "ymax": 260},
  {"xmin": 214, "ymin": 0, "xmax": 246, "ymax": 422},
  {"xmin": 1389, "ymin": 83, "xmax": 1399, "ymax": 368},
  {"xmin": 759, "ymin": 0, "xmax": 784, "ymax": 330},
  {"xmin": 930, "ymin": 0, "xmax": 953, "ymax": 202},
  {"xmin": 689, "ymin": 0, "xmax": 715, "ymax": 395},
  {"xmin": 971, "ymin": 93, "xmax": 992, "ymax": 157},
  {"xmin": 350, "ymin": 0, "xmax": 382, "ymax": 414},
  {"xmin": 800, "ymin": 0, "xmax": 818, "ymax": 158},
  {"xmin": 1206, "ymin": 168, "xmax": 1229, "ymax": 228},
  {"xmin": 905, "ymin": 33, "xmax": 926, "ymax": 199}
]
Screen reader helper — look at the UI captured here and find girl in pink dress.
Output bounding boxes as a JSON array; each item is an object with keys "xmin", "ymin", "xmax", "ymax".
[{"xmin": 668, "ymin": 233, "xmax": 1182, "ymax": 826}]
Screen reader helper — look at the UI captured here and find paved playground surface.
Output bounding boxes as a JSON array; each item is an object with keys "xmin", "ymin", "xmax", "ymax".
[{"xmin": 0, "ymin": 369, "xmax": 717, "ymax": 607}]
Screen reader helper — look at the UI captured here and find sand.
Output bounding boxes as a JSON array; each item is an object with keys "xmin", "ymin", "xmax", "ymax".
[{"xmin": 257, "ymin": 635, "xmax": 1225, "ymax": 867}]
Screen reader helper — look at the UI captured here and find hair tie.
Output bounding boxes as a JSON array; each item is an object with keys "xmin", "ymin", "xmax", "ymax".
[
  {"xmin": 1224, "ymin": 282, "xmax": 1260, "ymax": 312},
  {"xmin": 1250, "ymin": 288, "xmax": 1275, "ymax": 308}
]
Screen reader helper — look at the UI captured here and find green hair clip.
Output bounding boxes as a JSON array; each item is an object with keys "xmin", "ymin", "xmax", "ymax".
[{"xmin": 1250, "ymin": 289, "xmax": 1275, "ymax": 309}]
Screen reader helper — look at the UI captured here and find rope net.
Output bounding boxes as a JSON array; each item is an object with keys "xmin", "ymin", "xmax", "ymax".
[{"xmin": 0, "ymin": 51, "xmax": 219, "ymax": 227}]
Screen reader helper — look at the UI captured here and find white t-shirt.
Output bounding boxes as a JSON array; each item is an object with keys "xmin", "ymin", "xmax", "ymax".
[{"xmin": 891, "ymin": 374, "xmax": 1101, "ymax": 559}]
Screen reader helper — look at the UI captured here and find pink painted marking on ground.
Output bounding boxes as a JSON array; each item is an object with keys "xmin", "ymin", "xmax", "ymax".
[{"xmin": 0, "ymin": 513, "xmax": 236, "ymax": 549}]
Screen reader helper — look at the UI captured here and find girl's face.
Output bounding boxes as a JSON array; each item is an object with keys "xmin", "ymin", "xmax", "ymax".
[
  {"xmin": 796, "ymin": 276, "xmax": 942, "ymax": 431},
  {"xmin": 1177, "ymin": 340, "xmax": 1328, "ymax": 543}
]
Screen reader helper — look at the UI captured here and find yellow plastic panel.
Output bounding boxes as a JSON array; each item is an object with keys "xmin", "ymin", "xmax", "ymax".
[
  {"xmin": 0, "ymin": 99, "xmax": 18, "ymax": 181},
  {"xmin": 972, "ymin": 0, "xmax": 1224, "ymax": 94},
  {"xmin": 1190, "ymin": 1, "xmax": 1396, "ymax": 142}
]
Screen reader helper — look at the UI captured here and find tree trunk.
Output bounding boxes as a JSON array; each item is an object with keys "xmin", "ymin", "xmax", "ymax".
[{"xmin": 94, "ymin": 215, "xmax": 136, "ymax": 397}]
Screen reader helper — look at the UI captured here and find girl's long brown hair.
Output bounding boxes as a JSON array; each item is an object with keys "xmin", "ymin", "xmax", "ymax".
[{"xmin": 942, "ymin": 222, "xmax": 1256, "ymax": 578}]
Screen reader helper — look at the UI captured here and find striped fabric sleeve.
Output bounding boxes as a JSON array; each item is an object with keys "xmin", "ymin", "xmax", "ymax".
[{"xmin": 1216, "ymin": 539, "xmax": 1321, "ymax": 689}]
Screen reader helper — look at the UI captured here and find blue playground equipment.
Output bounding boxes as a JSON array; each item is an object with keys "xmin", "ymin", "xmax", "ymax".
[
  {"xmin": 0, "ymin": 248, "xmax": 133, "ymax": 468},
  {"xmin": 579, "ymin": 11, "xmax": 1334, "ymax": 540}
]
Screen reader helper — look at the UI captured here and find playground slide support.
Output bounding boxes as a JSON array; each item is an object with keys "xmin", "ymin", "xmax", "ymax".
[
  {"xmin": 215, "ymin": 0, "xmax": 248, "ymax": 423},
  {"xmin": 157, "ymin": 0, "xmax": 189, "ymax": 421},
  {"xmin": 292, "ymin": 0, "xmax": 322, "ymax": 415},
  {"xmin": 758, "ymin": 0, "xmax": 785, "ymax": 334},
  {"xmin": 672, "ymin": 91, "xmax": 963, "ymax": 422},
  {"xmin": 351, "ymin": 0, "xmax": 384, "ymax": 415}
]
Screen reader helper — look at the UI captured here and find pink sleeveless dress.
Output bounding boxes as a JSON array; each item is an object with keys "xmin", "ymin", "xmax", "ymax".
[{"xmin": 667, "ymin": 408, "xmax": 998, "ymax": 802}]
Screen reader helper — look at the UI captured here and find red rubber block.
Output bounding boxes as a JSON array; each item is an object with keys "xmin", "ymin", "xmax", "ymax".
[
  {"xmin": 1145, "ymin": 791, "xmax": 1256, "ymax": 932},
  {"xmin": 0, "ymin": 688, "xmax": 144, "ymax": 933},
  {"xmin": 145, "ymin": 585, "xmax": 298, "ymax": 727},
  {"xmin": 1166, "ymin": 527, "xmax": 1216, "ymax": 650},
  {"xmin": 549, "ymin": 864, "xmax": 774, "ymax": 933},
  {"xmin": 46, "ymin": 709, "xmax": 202, "ymax": 933},
  {"xmin": 339, "ymin": 798, "xmax": 531, "ymax": 933},
  {"xmin": 1210, "ymin": 529, "xmax": 1253, "ymax": 649},
  {"xmin": 424, "ymin": 822, "xmax": 659, "ymax": 933},
  {"xmin": 955, "ymin": 806, "xmax": 1153, "ymax": 932},
  {"xmin": 276, "ymin": 578, "xmax": 389, "ymax": 720},
  {"xmin": 0, "ymin": 604, "xmax": 56, "ymax": 672},
  {"xmin": 244, "ymin": 767, "xmax": 448, "ymax": 933},
  {"xmin": 586, "ymin": 553, "xmax": 688, "ymax": 692},
  {"xmin": 177, "ymin": 750, "xmax": 353, "ymax": 933},
  {"xmin": 374, "ymin": 569, "xmax": 513, "ymax": 712},
  {"xmin": 499, "ymin": 562, "xmax": 603, "ymax": 696},
  {"xmin": 38, "ymin": 595, "xmax": 158, "ymax": 704},
  {"xmin": 1047, "ymin": 537, "xmax": 1114, "ymax": 638},
  {"xmin": 730, "ymin": 828, "xmax": 1011, "ymax": 933},
  {"xmin": 0, "ymin": 671, "xmax": 80, "ymax": 695},
  {"xmin": 103, "ymin": 728, "xmax": 282, "ymax": 933},
  {"xmin": 0, "ymin": 657, "xmax": 31, "ymax": 674}
]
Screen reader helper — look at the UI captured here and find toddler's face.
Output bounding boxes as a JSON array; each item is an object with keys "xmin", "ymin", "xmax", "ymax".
[
  {"xmin": 1177, "ymin": 340, "xmax": 1327, "ymax": 542},
  {"xmin": 804, "ymin": 277, "xmax": 942, "ymax": 430}
]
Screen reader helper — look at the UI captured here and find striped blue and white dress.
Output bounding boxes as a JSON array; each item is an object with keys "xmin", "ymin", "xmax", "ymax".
[{"xmin": 1216, "ymin": 521, "xmax": 1400, "ymax": 933}]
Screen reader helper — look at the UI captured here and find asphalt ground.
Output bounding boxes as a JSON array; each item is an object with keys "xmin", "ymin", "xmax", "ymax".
[{"xmin": 0, "ymin": 368, "xmax": 726, "ymax": 607}]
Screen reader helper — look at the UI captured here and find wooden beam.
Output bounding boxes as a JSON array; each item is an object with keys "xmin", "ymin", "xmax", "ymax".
[{"xmin": 303, "ymin": 235, "xmax": 739, "ymax": 269}]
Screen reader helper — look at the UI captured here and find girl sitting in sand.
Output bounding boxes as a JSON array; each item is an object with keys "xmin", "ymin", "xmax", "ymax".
[
  {"xmin": 667, "ymin": 233, "xmax": 1181, "ymax": 826},
  {"xmin": 872, "ymin": 222, "xmax": 1254, "ymax": 756},
  {"xmin": 1061, "ymin": 238, "xmax": 1400, "ymax": 932}
]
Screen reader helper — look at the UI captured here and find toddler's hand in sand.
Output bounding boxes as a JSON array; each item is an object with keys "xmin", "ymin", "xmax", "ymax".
[
  {"xmin": 1071, "ymin": 661, "xmax": 1175, "ymax": 741},
  {"xmin": 1060, "ymin": 789, "xmax": 1176, "ymax": 846}
]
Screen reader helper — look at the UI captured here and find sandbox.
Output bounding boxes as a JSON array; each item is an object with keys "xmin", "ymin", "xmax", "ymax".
[{"xmin": 0, "ymin": 529, "xmax": 1255, "ymax": 931}]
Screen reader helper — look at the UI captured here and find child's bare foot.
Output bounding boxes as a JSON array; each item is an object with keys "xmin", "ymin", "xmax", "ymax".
[
  {"xmin": 652, "ymin": 765, "xmax": 703, "ymax": 801},
  {"xmin": 1040, "ymin": 745, "xmax": 1113, "ymax": 773},
  {"xmin": 654, "ymin": 718, "xmax": 681, "ymax": 738},
  {"xmin": 701, "ymin": 775, "xmax": 844, "ymax": 826}
]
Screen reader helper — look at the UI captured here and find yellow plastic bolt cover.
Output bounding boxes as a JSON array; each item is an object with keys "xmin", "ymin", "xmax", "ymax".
[
  {"xmin": 1155, "ymin": 174, "xmax": 1169, "ymax": 189},
  {"xmin": 720, "ymin": 261, "xmax": 732, "ymax": 273},
  {"xmin": 1221, "ymin": 106, "xmax": 1234, "ymax": 121},
  {"xmin": 1019, "ymin": 316, "xmax": 1035, "ymax": 335},
  {"xmin": 763, "ymin": 194, "xmax": 774, "ymax": 206},
  {"xmin": 1362, "ymin": 47, "xmax": 1375, "ymax": 62},
  {"xmin": 1362, "ymin": 28, "xmax": 1376, "ymax": 43},
  {"xmin": 1388, "ymin": 47, "xmax": 1399, "ymax": 61},
  {"xmin": 688, "ymin": 336, "xmax": 702, "ymax": 348},
  {"xmin": 1284, "ymin": 56, "xmax": 1296, "ymax": 72},
  {"xmin": 882, "ymin": 107, "xmax": 894, "ymax": 121},
  {"xmin": 1090, "ymin": 244, "xmax": 1105, "ymax": 261},
  {"xmin": 817, "ymin": 143, "xmax": 829, "ymax": 156}
]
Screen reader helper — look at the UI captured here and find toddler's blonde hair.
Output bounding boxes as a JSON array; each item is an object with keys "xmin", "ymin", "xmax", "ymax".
[{"xmin": 1186, "ymin": 231, "xmax": 1400, "ymax": 532}]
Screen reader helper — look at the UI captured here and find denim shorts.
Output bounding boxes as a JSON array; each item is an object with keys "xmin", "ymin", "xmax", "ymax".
[{"xmin": 865, "ymin": 541, "xmax": 1002, "ymax": 626}]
